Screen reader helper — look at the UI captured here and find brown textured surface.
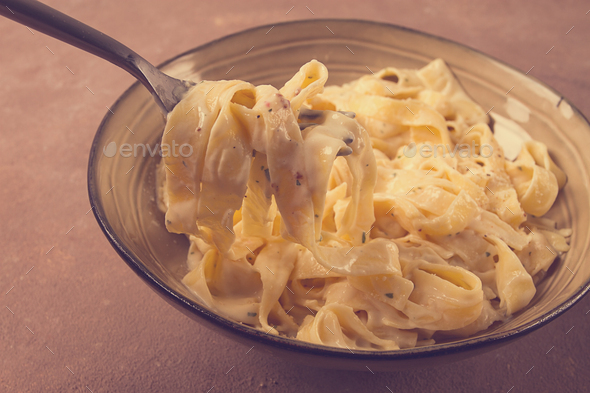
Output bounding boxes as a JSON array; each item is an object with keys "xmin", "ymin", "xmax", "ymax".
[{"xmin": 1, "ymin": 1, "xmax": 590, "ymax": 392}]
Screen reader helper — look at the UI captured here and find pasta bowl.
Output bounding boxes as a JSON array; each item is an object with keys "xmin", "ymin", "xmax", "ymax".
[{"xmin": 87, "ymin": 19, "xmax": 590, "ymax": 371}]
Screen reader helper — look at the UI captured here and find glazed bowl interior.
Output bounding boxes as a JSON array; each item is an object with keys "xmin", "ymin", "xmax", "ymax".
[{"xmin": 88, "ymin": 19, "xmax": 590, "ymax": 370}]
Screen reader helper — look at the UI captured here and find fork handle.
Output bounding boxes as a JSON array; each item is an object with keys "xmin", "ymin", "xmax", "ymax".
[{"xmin": 0, "ymin": 0, "xmax": 186, "ymax": 113}]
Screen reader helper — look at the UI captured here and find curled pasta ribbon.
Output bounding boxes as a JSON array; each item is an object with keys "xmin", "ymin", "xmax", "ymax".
[
  {"xmin": 457, "ymin": 123, "xmax": 526, "ymax": 227},
  {"xmin": 524, "ymin": 141, "xmax": 567, "ymax": 189},
  {"xmin": 506, "ymin": 141, "xmax": 563, "ymax": 217},
  {"xmin": 486, "ymin": 235, "xmax": 536, "ymax": 315},
  {"xmin": 442, "ymin": 299, "xmax": 503, "ymax": 338},
  {"xmin": 241, "ymin": 153, "xmax": 276, "ymax": 239},
  {"xmin": 429, "ymin": 229, "xmax": 496, "ymax": 273},
  {"xmin": 338, "ymin": 66, "xmax": 424, "ymax": 99},
  {"xmin": 416, "ymin": 59, "xmax": 489, "ymax": 127},
  {"xmin": 253, "ymin": 240, "xmax": 299, "ymax": 336},
  {"xmin": 538, "ymin": 229, "xmax": 570, "ymax": 253},
  {"xmin": 163, "ymin": 80, "xmax": 254, "ymax": 243},
  {"xmin": 319, "ymin": 88, "xmax": 452, "ymax": 147},
  {"xmin": 377, "ymin": 190, "xmax": 479, "ymax": 237},
  {"xmin": 515, "ymin": 230, "xmax": 560, "ymax": 277},
  {"xmin": 348, "ymin": 261, "xmax": 484, "ymax": 331},
  {"xmin": 297, "ymin": 303, "xmax": 401, "ymax": 350},
  {"xmin": 468, "ymin": 210, "xmax": 530, "ymax": 251},
  {"xmin": 182, "ymin": 248, "xmax": 262, "ymax": 324},
  {"xmin": 458, "ymin": 123, "xmax": 495, "ymax": 154},
  {"xmin": 399, "ymin": 262, "xmax": 484, "ymax": 330},
  {"xmin": 348, "ymin": 274, "xmax": 413, "ymax": 312}
]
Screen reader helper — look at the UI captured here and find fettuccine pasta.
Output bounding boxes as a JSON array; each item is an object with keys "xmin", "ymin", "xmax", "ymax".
[{"xmin": 156, "ymin": 59, "xmax": 570, "ymax": 350}]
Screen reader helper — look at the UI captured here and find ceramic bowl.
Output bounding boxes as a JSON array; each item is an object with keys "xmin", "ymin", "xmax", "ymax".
[{"xmin": 88, "ymin": 19, "xmax": 590, "ymax": 371}]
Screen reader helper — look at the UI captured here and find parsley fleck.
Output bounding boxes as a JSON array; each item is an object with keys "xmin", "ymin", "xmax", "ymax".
[
  {"xmin": 385, "ymin": 293, "xmax": 394, "ymax": 299},
  {"xmin": 247, "ymin": 312, "xmax": 257, "ymax": 317},
  {"xmin": 362, "ymin": 232, "xmax": 366, "ymax": 243}
]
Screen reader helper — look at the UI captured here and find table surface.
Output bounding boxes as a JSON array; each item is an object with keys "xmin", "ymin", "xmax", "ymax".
[{"xmin": 2, "ymin": 1, "xmax": 590, "ymax": 392}]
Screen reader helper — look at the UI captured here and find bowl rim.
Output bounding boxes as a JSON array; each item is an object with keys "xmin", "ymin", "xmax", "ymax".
[{"xmin": 87, "ymin": 18, "xmax": 590, "ymax": 360}]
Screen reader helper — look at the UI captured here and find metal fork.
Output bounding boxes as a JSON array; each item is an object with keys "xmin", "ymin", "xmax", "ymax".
[
  {"xmin": 0, "ymin": 0, "xmax": 356, "ymax": 137},
  {"xmin": 0, "ymin": 0, "xmax": 193, "ymax": 114}
]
